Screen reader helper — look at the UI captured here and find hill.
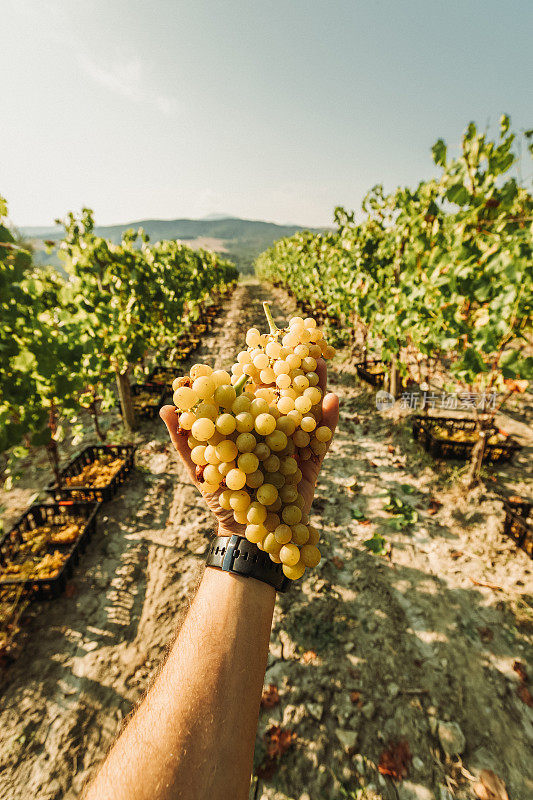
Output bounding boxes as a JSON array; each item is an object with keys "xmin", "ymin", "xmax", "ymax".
[{"xmin": 22, "ymin": 216, "xmax": 326, "ymax": 273}]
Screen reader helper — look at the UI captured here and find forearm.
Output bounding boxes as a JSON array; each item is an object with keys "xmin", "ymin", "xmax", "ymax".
[{"xmin": 85, "ymin": 562, "xmax": 275, "ymax": 800}]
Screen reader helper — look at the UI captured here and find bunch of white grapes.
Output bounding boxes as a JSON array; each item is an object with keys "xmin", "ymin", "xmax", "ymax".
[{"xmin": 172, "ymin": 303, "xmax": 335, "ymax": 581}]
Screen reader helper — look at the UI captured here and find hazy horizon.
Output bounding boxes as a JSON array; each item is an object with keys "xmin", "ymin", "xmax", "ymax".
[{"xmin": 2, "ymin": 0, "xmax": 531, "ymax": 229}]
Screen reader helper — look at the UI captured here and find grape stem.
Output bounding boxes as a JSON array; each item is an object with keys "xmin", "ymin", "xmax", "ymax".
[
  {"xmin": 262, "ymin": 302, "xmax": 279, "ymax": 336},
  {"xmin": 234, "ymin": 373, "xmax": 249, "ymax": 396}
]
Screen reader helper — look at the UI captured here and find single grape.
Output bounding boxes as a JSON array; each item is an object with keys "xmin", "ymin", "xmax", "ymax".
[
  {"xmin": 219, "ymin": 489, "xmax": 232, "ymax": 510},
  {"xmin": 291, "ymin": 523, "xmax": 310, "ymax": 545},
  {"xmin": 215, "ymin": 439, "xmax": 238, "ymax": 462},
  {"xmin": 270, "ymin": 497, "xmax": 282, "ymax": 512},
  {"xmin": 279, "ymin": 483, "xmax": 298, "ymax": 503},
  {"xmin": 238, "ymin": 452, "xmax": 259, "ymax": 473},
  {"xmin": 295, "ymin": 395, "xmax": 312, "ymax": 414},
  {"xmin": 237, "ymin": 351, "xmax": 252, "ymax": 365},
  {"xmin": 253, "ymin": 442, "xmax": 270, "ymax": 460},
  {"xmin": 192, "ymin": 376, "xmax": 216, "ymax": 400},
  {"xmin": 191, "ymin": 445, "xmax": 207, "ymax": 465},
  {"xmin": 311, "ymin": 439, "xmax": 327, "ymax": 456},
  {"xmin": 231, "ymin": 394, "xmax": 252, "ymax": 414},
  {"xmin": 300, "ymin": 415, "xmax": 317, "ymax": 433},
  {"xmin": 307, "ymin": 372, "xmax": 320, "ymax": 386},
  {"xmin": 273, "ymin": 360, "xmax": 290, "ymax": 376},
  {"xmin": 294, "ymin": 344, "xmax": 309, "ymax": 358},
  {"xmin": 305, "ymin": 386, "xmax": 322, "ymax": 405},
  {"xmin": 229, "ymin": 489, "xmax": 251, "ymax": 511},
  {"xmin": 264, "ymin": 512, "xmax": 281, "ymax": 532},
  {"xmin": 215, "ymin": 413, "xmax": 237, "ymax": 435},
  {"xmin": 225, "ymin": 468, "xmax": 247, "ymax": 491},
  {"xmin": 265, "ymin": 430, "xmax": 288, "ymax": 452},
  {"xmin": 279, "ymin": 543, "xmax": 300, "ymax": 566},
  {"xmin": 255, "ymin": 387, "xmax": 276, "ymax": 403},
  {"xmin": 281, "ymin": 387, "xmax": 298, "ymax": 400},
  {"xmin": 308, "ymin": 344, "xmax": 322, "ymax": 359},
  {"xmin": 275, "ymin": 373, "xmax": 291, "ymax": 389},
  {"xmin": 234, "ymin": 412, "xmax": 254, "ymax": 433},
  {"xmin": 236, "ymin": 432, "xmax": 256, "ymax": 452},
  {"xmin": 203, "ymin": 464, "xmax": 222, "ymax": 485},
  {"xmin": 286, "ymin": 353, "xmax": 301, "ymax": 370},
  {"xmin": 214, "ymin": 384, "xmax": 237, "ymax": 409},
  {"xmin": 196, "ymin": 402, "xmax": 218, "ymax": 421},
  {"xmin": 292, "ymin": 375, "xmax": 309, "ymax": 392},
  {"xmin": 315, "ymin": 426, "xmax": 332, "ymax": 442},
  {"xmin": 231, "ymin": 363, "xmax": 244, "ymax": 377},
  {"xmin": 233, "ymin": 508, "xmax": 249, "ymax": 524},
  {"xmin": 208, "ymin": 430, "xmax": 223, "ymax": 445},
  {"xmin": 289, "ymin": 316, "xmax": 305, "ymax": 328},
  {"xmin": 263, "ymin": 533, "xmax": 282, "ymax": 556},
  {"xmin": 190, "ymin": 364, "xmax": 212, "ymax": 379},
  {"xmin": 324, "ymin": 345, "xmax": 336, "ymax": 359},
  {"xmin": 247, "ymin": 502, "xmax": 267, "ymax": 525},
  {"xmin": 299, "ymin": 446, "xmax": 312, "ymax": 461},
  {"xmin": 263, "ymin": 454, "xmax": 280, "ymax": 473},
  {"xmin": 277, "ymin": 396, "xmax": 295, "ymax": 415},
  {"xmin": 191, "ymin": 418, "xmax": 215, "ymax": 441},
  {"xmin": 245, "ymin": 524, "xmax": 266, "ymax": 543},
  {"xmin": 300, "ymin": 544, "xmax": 321, "ymax": 567},
  {"xmin": 187, "ymin": 435, "xmax": 201, "ymax": 449},
  {"xmin": 282, "ymin": 561, "xmax": 306, "ymax": 580},
  {"xmin": 256, "ymin": 483, "xmax": 278, "ymax": 506},
  {"xmin": 304, "ymin": 317, "xmax": 316, "ymax": 328},
  {"xmin": 276, "ymin": 416, "xmax": 296, "ymax": 436},
  {"xmin": 274, "ymin": 524, "xmax": 292, "ymax": 544},
  {"xmin": 173, "ymin": 386, "xmax": 198, "ymax": 410},
  {"xmin": 253, "ymin": 352, "xmax": 269, "ymax": 371},
  {"xmin": 282, "ymin": 505, "xmax": 302, "ymax": 525},
  {"xmin": 279, "ymin": 456, "xmax": 298, "ymax": 475},
  {"xmin": 293, "ymin": 429, "xmax": 311, "ymax": 448},
  {"xmin": 259, "ymin": 368, "xmax": 276, "ymax": 384},
  {"xmin": 246, "ymin": 328, "xmax": 261, "ymax": 347},
  {"xmin": 254, "ymin": 413, "xmax": 276, "ymax": 436},
  {"xmin": 202, "ymin": 482, "xmax": 220, "ymax": 494},
  {"xmin": 265, "ymin": 340, "xmax": 282, "ymax": 359},
  {"xmin": 246, "ymin": 470, "xmax": 264, "ymax": 488},
  {"xmin": 179, "ymin": 411, "xmax": 196, "ymax": 430},
  {"xmin": 211, "ymin": 369, "xmax": 232, "ymax": 387}
]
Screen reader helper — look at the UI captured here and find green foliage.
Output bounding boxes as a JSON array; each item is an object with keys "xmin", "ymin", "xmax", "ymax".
[
  {"xmin": 1, "ymin": 201, "xmax": 238, "ymax": 468},
  {"xmin": 256, "ymin": 118, "xmax": 533, "ymax": 401}
]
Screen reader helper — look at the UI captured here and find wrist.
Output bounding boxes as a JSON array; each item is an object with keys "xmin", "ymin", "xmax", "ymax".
[{"xmin": 216, "ymin": 523, "xmax": 245, "ymax": 538}]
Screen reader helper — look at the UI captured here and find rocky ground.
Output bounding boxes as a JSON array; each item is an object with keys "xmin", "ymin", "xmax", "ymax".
[{"xmin": 0, "ymin": 279, "xmax": 532, "ymax": 800}]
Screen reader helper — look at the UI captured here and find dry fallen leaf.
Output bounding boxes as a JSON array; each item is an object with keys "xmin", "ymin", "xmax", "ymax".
[
  {"xmin": 64, "ymin": 582, "xmax": 77, "ymax": 598},
  {"xmin": 517, "ymin": 684, "xmax": 533, "ymax": 708},
  {"xmin": 261, "ymin": 684, "xmax": 280, "ymax": 709},
  {"xmin": 450, "ymin": 549, "xmax": 464, "ymax": 560},
  {"xmin": 378, "ymin": 738, "xmax": 412, "ymax": 780},
  {"xmin": 331, "ymin": 556, "xmax": 344, "ymax": 569},
  {"xmin": 302, "ymin": 650, "xmax": 318, "ymax": 663},
  {"xmin": 350, "ymin": 690, "xmax": 361, "ymax": 703},
  {"xmin": 256, "ymin": 725, "xmax": 297, "ymax": 779},
  {"xmin": 473, "ymin": 769, "xmax": 509, "ymax": 800},
  {"xmin": 427, "ymin": 498, "xmax": 442, "ymax": 515},
  {"xmin": 512, "ymin": 660, "xmax": 528, "ymax": 683},
  {"xmin": 478, "ymin": 627, "xmax": 494, "ymax": 643},
  {"xmin": 387, "ymin": 445, "xmax": 395, "ymax": 453}
]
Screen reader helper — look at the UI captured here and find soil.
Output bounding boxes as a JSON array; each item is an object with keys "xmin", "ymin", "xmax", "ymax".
[{"xmin": 0, "ymin": 279, "xmax": 532, "ymax": 800}]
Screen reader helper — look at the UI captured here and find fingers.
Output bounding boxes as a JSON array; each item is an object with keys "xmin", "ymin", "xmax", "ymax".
[
  {"xmin": 319, "ymin": 391, "xmax": 339, "ymax": 464},
  {"xmin": 160, "ymin": 405, "xmax": 196, "ymax": 482},
  {"xmin": 316, "ymin": 357, "xmax": 327, "ymax": 395}
]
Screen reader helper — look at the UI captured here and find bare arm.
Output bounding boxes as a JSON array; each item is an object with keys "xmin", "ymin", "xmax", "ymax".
[
  {"xmin": 84, "ymin": 359, "xmax": 338, "ymax": 800},
  {"xmin": 85, "ymin": 566, "xmax": 275, "ymax": 800}
]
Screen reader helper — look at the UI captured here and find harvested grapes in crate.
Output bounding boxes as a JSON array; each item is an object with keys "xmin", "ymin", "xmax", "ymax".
[{"xmin": 172, "ymin": 303, "xmax": 336, "ymax": 581}]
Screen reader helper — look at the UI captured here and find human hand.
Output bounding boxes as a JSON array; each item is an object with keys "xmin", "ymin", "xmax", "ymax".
[{"xmin": 160, "ymin": 358, "xmax": 339, "ymax": 537}]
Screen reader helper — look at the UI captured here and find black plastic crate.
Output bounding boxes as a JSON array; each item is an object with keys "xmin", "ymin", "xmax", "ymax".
[
  {"xmin": 410, "ymin": 415, "xmax": 519, "ymax": 463},
  {"xmin": 47, "ymin": 444, "xmax": 135, "ymax": 502},
  {"xmin": 130, "ymin": 383, "xmax": 166, "ymax": 419},
  {"xmin": 355, "ymin": 359, "xmax": 386, "ymax": 387},
  {"xmin": 502, "ymin": 507, "xmax": 532, "ymax": 559},
  {"xmin": 0, "ymin": 502, "xmax": 100, "ymax": 598}
]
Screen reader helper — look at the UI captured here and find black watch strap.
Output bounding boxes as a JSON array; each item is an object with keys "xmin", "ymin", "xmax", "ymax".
[{"xmin": 206, "ymin": 534, "xmax": 291, "ymax": 593}]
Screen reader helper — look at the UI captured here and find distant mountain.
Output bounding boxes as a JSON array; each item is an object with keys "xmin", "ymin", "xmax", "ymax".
[{"xmin": 21, "ymin": 216, "xmax": 326, "ymax": 273}]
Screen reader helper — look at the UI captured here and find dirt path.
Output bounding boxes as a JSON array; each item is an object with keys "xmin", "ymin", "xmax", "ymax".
[{"xmin": 1, "ymin": 280, "xmax": 532, "ymax": 800}]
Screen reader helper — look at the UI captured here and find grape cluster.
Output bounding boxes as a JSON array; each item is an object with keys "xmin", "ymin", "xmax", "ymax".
[{"xmin": 172, "ymin": 304, "xmax": 335, "ymax": 581}]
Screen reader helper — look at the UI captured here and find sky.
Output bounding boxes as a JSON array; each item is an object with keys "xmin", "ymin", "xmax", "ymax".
[{"xmin": 1, "ymin": 0, "xmax": 531, "ymax": 228}]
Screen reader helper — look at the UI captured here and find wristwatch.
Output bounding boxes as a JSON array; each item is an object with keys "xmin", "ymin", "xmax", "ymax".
[{"xmin": 205, "ymin": 534, "xmax": 291, "ymax": 592}]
